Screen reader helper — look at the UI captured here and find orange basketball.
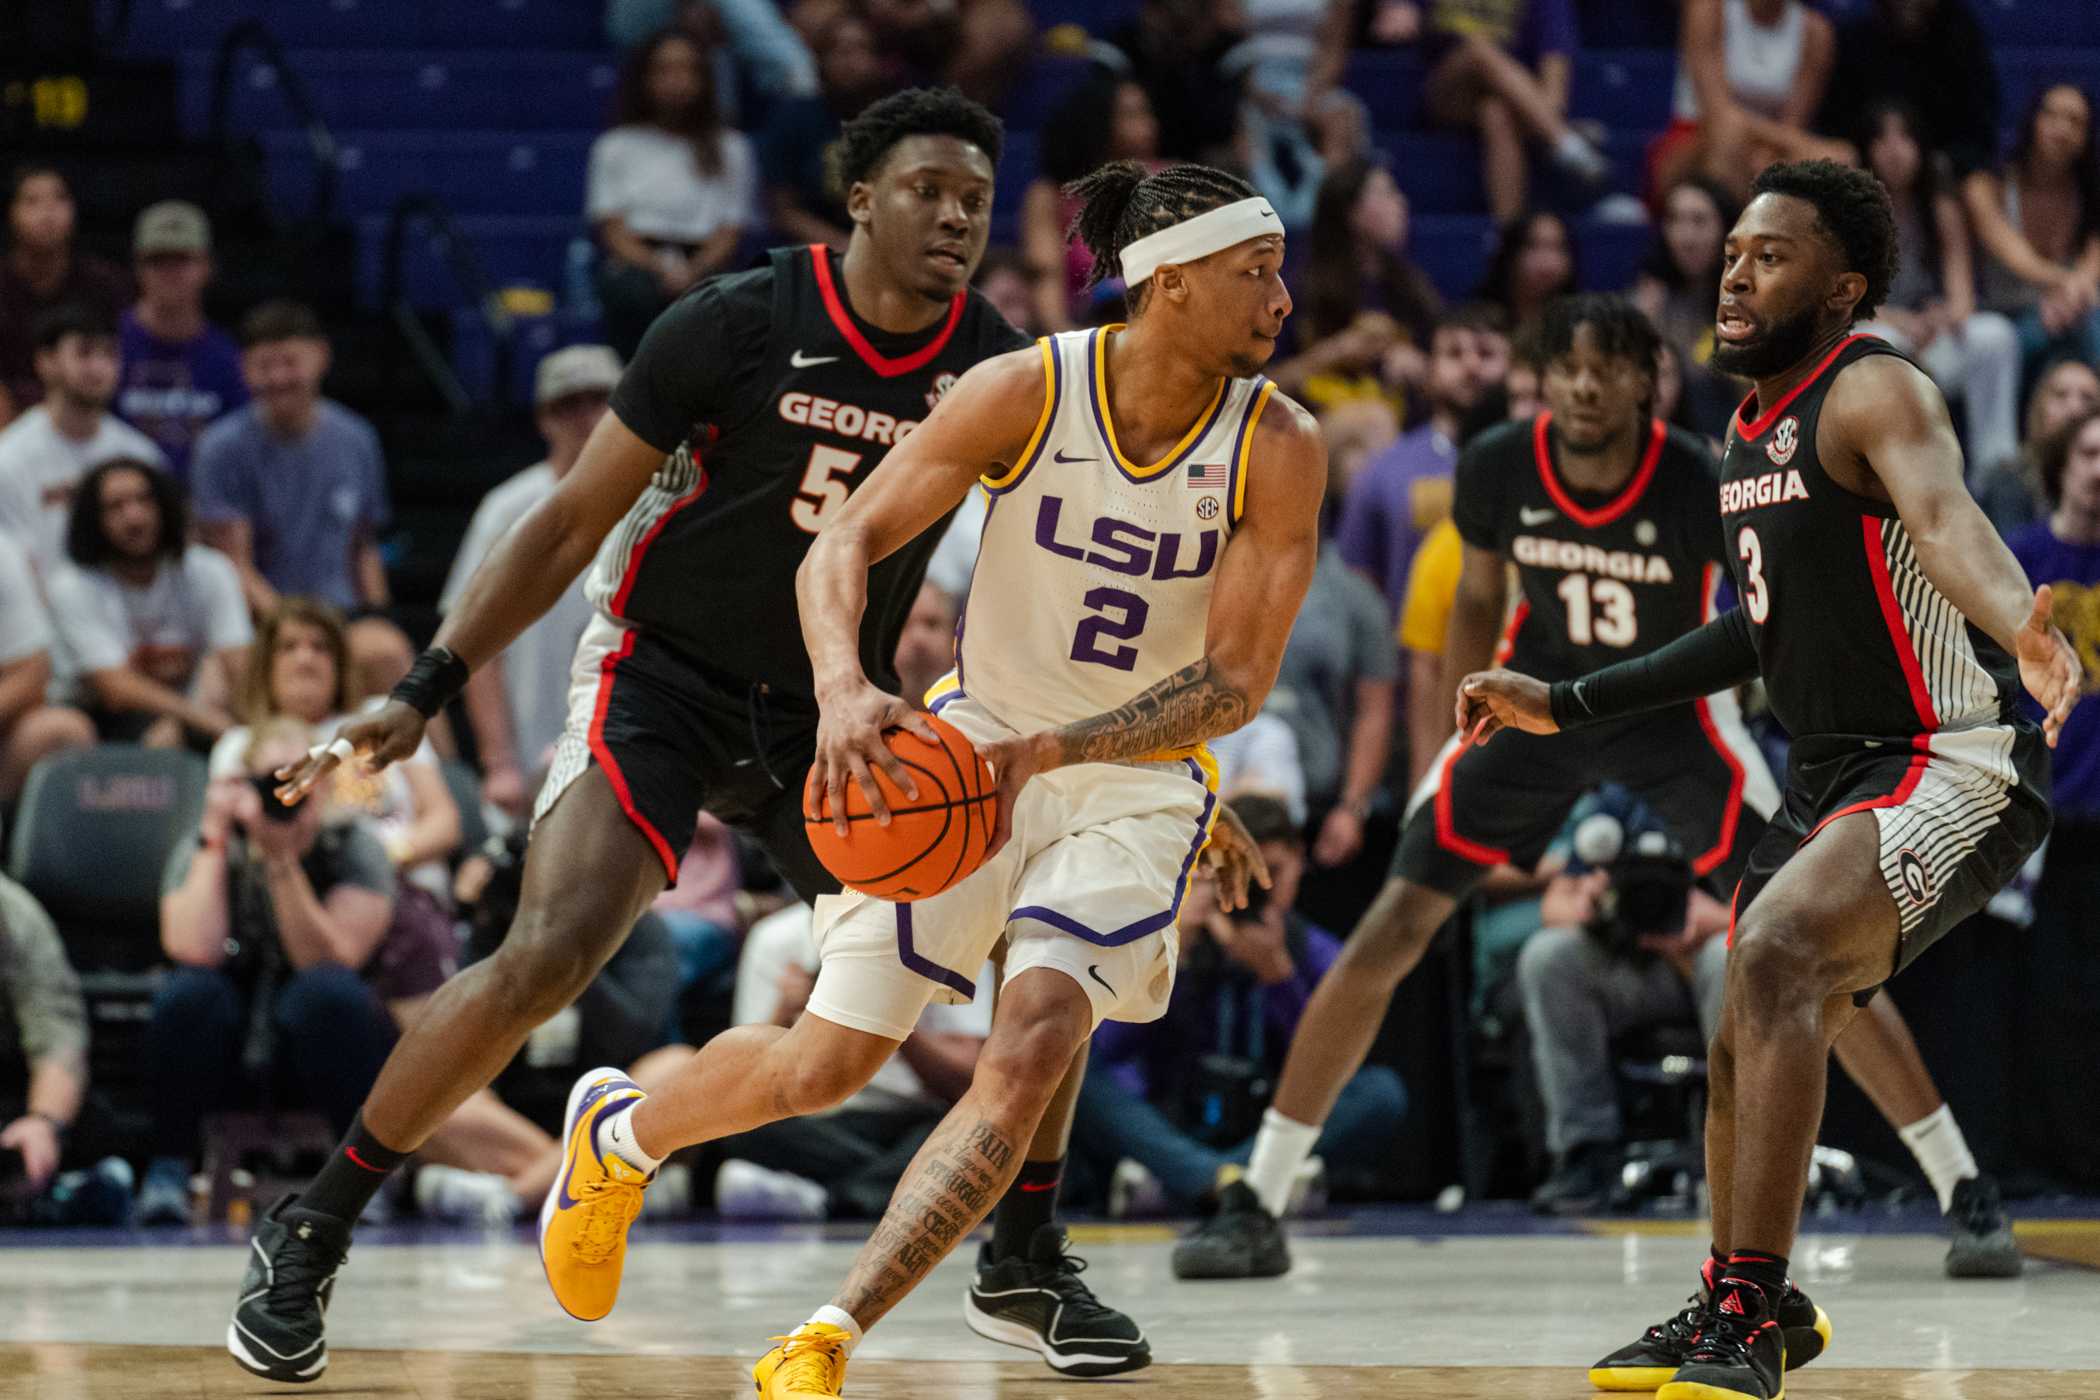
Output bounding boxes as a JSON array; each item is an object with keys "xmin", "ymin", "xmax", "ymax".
[{"xmin": 805, "ymin": 713, "xmax": 998, "ymax": 901}]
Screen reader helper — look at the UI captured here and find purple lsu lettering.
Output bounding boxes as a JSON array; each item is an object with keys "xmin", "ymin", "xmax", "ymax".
[
  {"xmin": 776, "ymin": 391, "xmax": 916, "ymax": 445},
  {"xmin": 1032, "ymin": 495, "xmax": 1219, "ymax": 581}
]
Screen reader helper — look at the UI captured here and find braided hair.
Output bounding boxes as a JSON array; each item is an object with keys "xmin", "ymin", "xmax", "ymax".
[{"xmin": 1065, "ymin": 160, "xmax": 1260, "ymax": 311}]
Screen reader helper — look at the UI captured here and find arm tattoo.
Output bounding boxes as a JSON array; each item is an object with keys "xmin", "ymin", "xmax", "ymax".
[{"xmin": 1051, "ymin": 656, "xmax": 1249, "ymax": 766}]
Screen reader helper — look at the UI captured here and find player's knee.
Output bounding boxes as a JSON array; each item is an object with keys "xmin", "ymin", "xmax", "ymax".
[
  {"xmin": 482, "ymin": 923, "xmax": 603, "ymax": 1027},
  {"xmin": 975, "ymin": 989, "xmax": 1089, "ymax": 1113},
  {"xmin": 1341, "ymin": 882, "xmax": 1437, "ymax": 979},
  {"xmin": 1725, "ymin": 916, "xmax": 1827, "ymax": 1021},
  {"xmin": 782, "ymin": 1051, "xmax": 877, "ymax": 1115}
]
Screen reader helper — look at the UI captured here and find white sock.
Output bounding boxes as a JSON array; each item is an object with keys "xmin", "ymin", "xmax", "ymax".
[
  {"xmin": 1898, "ymin": 1103, "xmax": 1977, "ymax": 1213},
  {"xmin": 597, "ymin": 1103, "xmax": 664, "ymax": 1174},
  {"xmin": 807, "ymin": 1305, "xmax": 864, "ymax": 1353},
  {"xmin": 1245, "ymin": 1108, "xmax": 1321, "ymax": 1218}
]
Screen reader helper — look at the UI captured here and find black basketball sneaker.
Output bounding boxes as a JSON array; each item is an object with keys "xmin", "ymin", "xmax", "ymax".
[
  {"xmin": 1590, "ymin": 1256, "xmax": 1830, "ymax": 1391},
  {"xmin": 963, "ymin": 1225, "xmax": 1151, "ymax": 1376},
  {"xmin": 1171, "ymin": 1180, "xmax": 1290, "ymax": 1280},
  {"xmin": 1944, "ymin": 1173, "xmax": 2023, "ymax": 1278},
  {"xmin": 1655, "ymin": 1276, "xmax": 1786, "ymax": 1400},
  {"xmin": 226, "ymin": 1195, "xmax": 351, "ymax": 1383}
]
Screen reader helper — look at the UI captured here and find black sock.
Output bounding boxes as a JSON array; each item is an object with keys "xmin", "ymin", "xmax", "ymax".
[
  {"xmin": 989, "ymin": 1157, "xmax": 1062, "ymax": 1262},
  {"xmin": 301, "ymin": 1114, "xmax": 410, "ymax": 1223},
  {"xmin": 1722, "ymin": 1249, "xmax": 1789, "ymax": 1305}
]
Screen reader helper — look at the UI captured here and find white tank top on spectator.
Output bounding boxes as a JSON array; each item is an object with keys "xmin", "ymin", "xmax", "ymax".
[
  {"xmin": 584, "ymin": 125, "xmax": 758, "ymax": 246},
  {"xmin": 1673, "ymin": 0, "xmax": 1805, "ymax": 122}
]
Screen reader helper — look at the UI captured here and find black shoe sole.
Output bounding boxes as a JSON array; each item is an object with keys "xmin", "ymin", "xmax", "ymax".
[
  {"xmin": 226, "ymin": 1320, "xmax": 328, "ymax": 1383},
  {"xmin": 962, "ymin": 1294, "xmax": 1152, "ymax": 1376}
]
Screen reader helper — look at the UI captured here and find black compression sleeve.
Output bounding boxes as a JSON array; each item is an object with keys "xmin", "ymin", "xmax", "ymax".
[{"xmin": 1548, "ymin": 608, "xmax": 1759, "ymax": 729}]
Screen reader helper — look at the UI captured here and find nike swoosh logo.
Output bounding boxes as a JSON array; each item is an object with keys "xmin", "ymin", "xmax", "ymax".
[
  {"xmin": 1087, "ymin": 964, "xmax": 1116, "ymax": 997},
  {"xmin": 1519, "ymin": 507, "xmax": 1557, "ymax": 525},
  {"xmin": 554, "ymin": 1083, "xmax": 621, "ymax": 1211},
  {"xmin": 789, "ymin": 349, "xmax": 838, "ymax": 368},
  {"xmin": 1053, "ymin": 449, "xmax": 1097, "ymax": 463}
]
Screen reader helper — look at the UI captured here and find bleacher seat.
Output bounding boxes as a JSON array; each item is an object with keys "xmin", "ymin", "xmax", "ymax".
[
  {"xmin": 260, "ymin": 131, "xmax": 594, "ymax": 221},
  {"xmin": 1346, "ymin": 50, "xmax": 1427, "ymax": 131},
  {"xmin": 124, "ymin": 0, "xmax": 602, "ymax": 56},
  {"xmin": 1996, "ymin": 48, "xmax": 2100, "ymax": 129},
  {"xmin": 1408, "ymin": 214, "xmax": 1651, "ymax": 302},
  {"xmin": 1569, "ymin": 50, "xmax": 1677, "ymax": 131},
  {"xmin": 178, "ymin": 50, "xmax": 618, "ymax": 138}
]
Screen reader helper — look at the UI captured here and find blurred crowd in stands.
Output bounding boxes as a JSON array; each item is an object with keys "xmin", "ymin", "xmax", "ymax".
[{"xmin": 2, "ymin": 0, "xmax": 2098, "ymax": 1228}]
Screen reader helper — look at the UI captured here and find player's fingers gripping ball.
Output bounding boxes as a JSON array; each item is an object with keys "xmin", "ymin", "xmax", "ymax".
[{"xmin": 806, "ymin": 713, "xmax": 997, "ymax": 900}]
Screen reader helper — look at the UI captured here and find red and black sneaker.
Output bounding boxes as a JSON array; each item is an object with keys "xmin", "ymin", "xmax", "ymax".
[
  {"xmin": 1656, "ymin": 1277, "xmax": 1786, "ymax": 1400},
  {"xmin": 1589, "ymin": 1258, "xmax": 1829, "ymax": 1391}
]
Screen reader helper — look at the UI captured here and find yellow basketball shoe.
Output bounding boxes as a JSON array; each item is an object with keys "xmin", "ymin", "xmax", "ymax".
[
  {"xmin": 752, "ymin": 1323, "xmax": 853, "ymax": 1398},
  {"xmin": 538, "ymin": 1066, "xmax": 652, "ymax": 1321}
]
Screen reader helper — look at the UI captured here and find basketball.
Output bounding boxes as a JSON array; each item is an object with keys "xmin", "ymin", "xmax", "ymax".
[{"xmin": 804, "ymin": 713, "xmax": 998, "ymax": 901}]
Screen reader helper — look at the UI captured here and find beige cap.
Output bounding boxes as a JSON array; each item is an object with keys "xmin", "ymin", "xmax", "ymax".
[
  {"xmin": 134, "ymin": 200, "xmax": 211, "ymax": 256},
  {"xmin": 534, "ymin": 344, "xmax": 622, "ymax": 406}
]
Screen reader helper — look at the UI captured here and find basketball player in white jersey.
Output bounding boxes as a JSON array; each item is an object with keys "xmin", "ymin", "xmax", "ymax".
[{"xmin": 727, "ymin": 159, "xmax": 1321, "ymax": 1397}]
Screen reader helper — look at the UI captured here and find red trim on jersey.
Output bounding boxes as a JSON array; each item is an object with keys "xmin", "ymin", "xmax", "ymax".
[
  {"xmin": 1434, "ymin": 732, "xmax": 1511, "ymax": 866},
  {"xmin": 1731, "ymin": 333, "xmax": 1878, "ymax": 439},
  {"xmin": 1490, "ymin": 597, "xmax": 1530, "ymax": 665},
  {"xmin": 587, "ymin": 629, "xmax": 680, "ymax": 881},
  {"xmin": 609, "ymin": 457, "xmax": 708, "ymax": 618},
  {"xmin": 1689, "ymin": 694, "xmax": 1745, "ymax": 876},
  {"xmin": 1860, "ymin": 516, "xmax": 1941, "ymax": 730},
  {"xmin": 1802, "ymin": 735, "xmax": 1932, "ymax": 845},
  {"xmin": 1726, "ymin": 876, "xmax": 1742, "ymax": 949},
  {"xmin": 1532, "ymin": 414, "xmax": 1665, "ymax": 527},
  {"xmin": 808, "ymin": 244, "xmax": 965, "ymax": 378}
]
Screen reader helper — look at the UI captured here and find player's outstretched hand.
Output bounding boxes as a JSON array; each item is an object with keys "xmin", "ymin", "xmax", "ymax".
[
  {"xmin": 808, "ymin": 679, "xmax": 938, "ymax": 836},
  {"xmin": 976, "ymin": 732, "xmax": 1051, "ymax": 860},
  {"xmin": 272, "ymin": 701, "xmax": 427, "ymax": 805},
  {"xmin": 2016, "ymin": 584, "xmax": 2082, "ymax": 749},
  {"xmin": 1453, "ymin": 669, "xmax": 1558, "ymax": 746},
  {"xmin": 1202, "ymin": 800, "xmax": 1273, "ymax": 912}
]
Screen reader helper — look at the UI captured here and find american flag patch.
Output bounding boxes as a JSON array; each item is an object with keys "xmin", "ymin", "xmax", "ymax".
[{"xmin": 1186, "ymin": 461, "xmax": 1227, "ymax": 489}]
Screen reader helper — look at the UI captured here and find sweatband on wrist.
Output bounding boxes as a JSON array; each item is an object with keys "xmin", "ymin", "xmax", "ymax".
[
  {"xmin": 1119, "ymin": 196, "xmax": 1280, "ymax": 287},
  {"xmin": 390, "ymin": 645, "xmax": 469, "ymax": 718}
]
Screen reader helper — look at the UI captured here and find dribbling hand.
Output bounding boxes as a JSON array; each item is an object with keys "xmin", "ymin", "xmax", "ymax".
[
  {"xmin": 2016, "ymin": 584, "xmax": 2083, "ymax": 749},
  {"xmin": 1453, "ymin": 669, "xmax": 1558, "ymax": 746},
  {"xmin": 272, "ymin": 701, "xmax": 428, "ymax": 805},
  {"xmin": 1202, "ymin": 801, "xmax": 1272, "ymax": 912},
  {"xmin": 807, "ymin": 679, "xmax": 937, "ymax": 837}
]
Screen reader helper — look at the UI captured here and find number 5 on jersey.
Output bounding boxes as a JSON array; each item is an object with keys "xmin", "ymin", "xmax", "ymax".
[{"xmin": 790, "ymin": 444, "xmax": 863, "ymax": 533}]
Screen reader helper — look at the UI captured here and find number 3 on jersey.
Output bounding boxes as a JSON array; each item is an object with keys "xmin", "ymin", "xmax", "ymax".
[
  {"xmin": 1737, "ymin": 525, "xmax": 1769, "ymax": 623},
  {"xmin": 790, "ymin": 444, "xmax": 863, "ymax": 533}
]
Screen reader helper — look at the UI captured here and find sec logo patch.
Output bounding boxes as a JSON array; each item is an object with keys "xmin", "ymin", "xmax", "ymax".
[
  {"xmin": 1766, "ymin": 415, "xmax": 1800, "ymax": 466},
  {"xmin": 1196, "ymin": 495, "xmax": 1220, "ymax": 520}
]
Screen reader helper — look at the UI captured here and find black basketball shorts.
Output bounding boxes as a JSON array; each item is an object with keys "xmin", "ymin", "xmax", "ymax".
[
  {"xmin": 532, "ymin": 615, "xmax": 840, "ymax": 903},
  {"xmin": 1392, "ymin": 694, "xmax": 1777, "ymax": 898},
  {"xmin": 1728, "ymin": 723, "xmax": 2052, "ymax": 996}
]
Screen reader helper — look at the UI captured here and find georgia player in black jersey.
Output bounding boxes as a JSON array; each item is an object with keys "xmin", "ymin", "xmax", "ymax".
[
  {"xmin": 1461, "ymin": 162, "xmax": 2080, "ymax": 1400},
  {"xmin": 226, "ymin": 89, "xmax": 1257, "ymax": 1387}
]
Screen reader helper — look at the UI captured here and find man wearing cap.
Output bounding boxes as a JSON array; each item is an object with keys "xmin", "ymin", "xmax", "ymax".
[
  {"xmin": 439, "ymin": 346, "xmax": 619, "ymax": 816},
  {"xmin": 117, "ymin": 201, "xmax": 247, "ymax": 484}
]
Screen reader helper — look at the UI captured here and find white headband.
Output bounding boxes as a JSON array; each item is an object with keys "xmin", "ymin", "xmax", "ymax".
[{"xmin": 1119, "ymin": 196, "xmax": 1281, "ymax": 288}]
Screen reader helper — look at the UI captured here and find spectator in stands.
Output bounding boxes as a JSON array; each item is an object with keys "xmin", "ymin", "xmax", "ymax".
[
  {"xmin": 46, "ymin": 460, "xmax": 249, "ymax": 746},
  {"xmin": 1210, "ymin": 711, "xmax": 1309, "ymax": 824},
  {"xmin": 1337, "ymin": 304, "xmax": 1508, "ymax": 618},
  {"xmin": 1516, "ymin": 785, "xmax": 1730, "ymax": 1214},
  {"xmin": 1964, "ymin": 83, "xmax": 2100, "ymax": 372},
  {"xmin": 589, "ymin": 28, "xmax": 758, "ymax": 359},
  {"xmin": 972, "ymin": 247, "xmax": 1043, "ymax": 338},
  {"xmin": 1020, "ymin": 71, "xmax": 1166, "ymax": 332},
  {"xmin": 0, "ymin": 167, "xmax": 128, "ymax": 424},
  {"xmin": 1106, "ymin": 0, "xmax": 1245, "ymax": 166},
  {"xmin": 609, "ymin": 0, "xmax": 819, "ymax": 107},
  {"xmin": 1975, "ymin": 359, "xmax": 2100, "ymax": 535},
  {"xmin": 1821, "ymin": 0, "xmax": 1999, "ymax": 183},
  {"xmin": 759, "ymin": 11, "xmax": 892, "ymax": 251},
  {"xmin": 1072, "ymin": 795, "xmax": 1405, "ymax": 1215},
  {"xmin": 115, "ymin": 202, "xmax": 245, "ymax": 486},
  {"xmin": 211, "ymin": 600, "xmax": 460, "ymax": 904},
  {"xmin": 442, "ymin": 346, "xmax": 619, "ymax": 817},
  {"xmin": 1220, "ymin": 0, "xmax": 1367, "ymax": 229},
  {"xmin": 1654, "ymin": 0, "xmax": 1850, "ymax": 204},
  {"xmin": 0, "ymin": 872, "xmax": 87, "ymax": 1211},
  {"xmin": 1631, "ymin": 176, "xmax": 1740, "ymax": 437},
  {"xmin": 851, "ymin": 0, "xmax": 1035, "ymax": 108},
  {"xmin": 1270, "ymin": 159, "xmax": 1443, "ymax": 411},
  {"xmin": 0, "ymin": 536, "xmax": 91, "ymax": 800},
  {"xmin": 1855, "ymin": 101, "xmax": 2022, "ymax": 472},
  {"xmin": 1403, "ymin": 0, "xmax": 1606, "ymax": 222},
  {"xmin": 0, "ymin": 305, "xmax": 164, "ymax": 575},
  {"xmin": 141, "ymin": 719, "xmax": 401, "ymax": 1222},
  {"xmin": 1478, "ymin": 209, "xmax": 1576, "ymax": 338}
]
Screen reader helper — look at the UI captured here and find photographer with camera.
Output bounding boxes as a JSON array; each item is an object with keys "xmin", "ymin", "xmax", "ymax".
[
  {"xmin": 1516, "ymin": 784, "xmax": 1727, "ymax": 1215},
  {"xmin": 139, "ymin": 718, "xmax": 402, "ymax": 1223},
  {"xmin": 1070, "ymin": 794, "xmax": 1407, "ymax": 1216}
]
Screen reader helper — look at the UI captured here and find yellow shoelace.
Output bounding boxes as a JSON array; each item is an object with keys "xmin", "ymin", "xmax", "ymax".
[
  {"xmin": 570, "ymin": 1178, "xmax": 644, "ymax": 1266},
  {"xmin": 766, "ymin": 1331, "xmax": 846, "ymax": 1394}
]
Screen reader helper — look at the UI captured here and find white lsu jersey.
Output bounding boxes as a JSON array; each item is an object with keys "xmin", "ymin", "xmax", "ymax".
[{"xmin": 936, "ymin": 326, "xmax": 1276, "ymax": 743}]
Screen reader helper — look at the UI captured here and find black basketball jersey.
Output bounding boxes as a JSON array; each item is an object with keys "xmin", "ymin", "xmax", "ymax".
[
  {"xmin": 594, "ymin": 244, "xmax": 1027, "ymax": 698},
  {"xmin": 1718, "ymin": 334, "xmax": 2021, "ymax": 743},
  {"xmin": 1452, "ymin": 414, "xmax": 1726, "ymax": 680}
]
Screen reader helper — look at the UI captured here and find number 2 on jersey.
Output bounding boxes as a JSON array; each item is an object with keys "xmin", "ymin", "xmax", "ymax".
[
  {"xmin": 1556, "ymin": 574, "xmax": 1637, "ymax": 647},
  {"xmin": 1737, "ymin": 525, "xmax": 1769, "ymax": 623},
  {"xmin": 789, "ymin": 444, "xmax": 863, "ymax": 533},
  {"xmin": 1072, "ymin": 587, "xmax": 1149, "ymax": 671}
]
